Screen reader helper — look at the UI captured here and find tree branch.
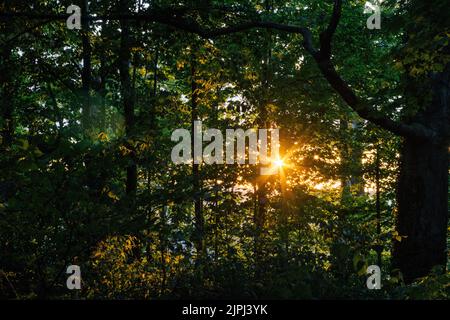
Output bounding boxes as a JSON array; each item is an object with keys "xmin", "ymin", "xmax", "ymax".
[
  {"xmin": 318, "ymin": 0, "xmax": 342, "ymax": 59},
  {"xmin": 311, "ymin": 0, "xmax": 436, "ymax": 139}
]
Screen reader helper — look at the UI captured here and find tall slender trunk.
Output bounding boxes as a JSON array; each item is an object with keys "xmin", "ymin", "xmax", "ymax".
[
  {"xmin": 98, "ymin": 19, "xmax": 108, "ymax": 132},
  {"xmin": 1, "ymin": 1, "xmax": 14, "ymax": 148},
  {"xmin": 146, "ymin": 45, "xmax": 158, "ymax": 191},
  {"xmin": 119, "ymin": 7, "xmax": 137, "ymax": 195},
  {"xmin": 254, "ymin": 182, "xmax": 266, "ymax": 271},
  {"xmin": 340, "ymin": 119, "xmax": 364, "ymax": 201},
  {"xmin": 1, "ymin": 43, "xmax": 13, "ymax": 148},
  {"xmin": 80, "ymin": 0, "xmax": 92, "ymax": 135},
  {"xmin": 254, "ymin": 2, "xmax": 273, "ymax": 272},
  {"xmin": 159, "ymin": 205, "xmax": 168, "ymax": 295},
  {"xmin": 375, "ymin": 145, "xmax": 382, "ymax": 267},
  {"xmin": 191, "ymin": 49, "xmax": 204, "ymax": 259}
]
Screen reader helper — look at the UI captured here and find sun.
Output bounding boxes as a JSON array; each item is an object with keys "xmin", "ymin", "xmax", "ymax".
[{"xmin": 273, "ymin": 158, "xmax": 284, "ymax": 168}]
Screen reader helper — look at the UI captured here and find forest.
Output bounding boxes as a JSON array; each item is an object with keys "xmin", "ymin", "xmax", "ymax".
[{"xmin": 0, "ymin": 0, "xmax": 449, "ymax": 300}]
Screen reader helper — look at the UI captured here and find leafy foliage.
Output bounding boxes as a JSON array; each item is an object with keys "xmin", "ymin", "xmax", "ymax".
[{"xmin": 0, "ymin": 0, "xmax": 448, "ymax": 300}]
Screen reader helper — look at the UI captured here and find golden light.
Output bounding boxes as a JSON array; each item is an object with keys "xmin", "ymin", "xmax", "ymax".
[{"xmin": 273, "ymin": 159, "xmax": 284, "ymax": 168}]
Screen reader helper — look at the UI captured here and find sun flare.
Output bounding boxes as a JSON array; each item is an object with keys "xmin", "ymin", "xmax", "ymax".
[{"xmin": 273, "ymin": 159, "xmax": 284, "ymax": 168}]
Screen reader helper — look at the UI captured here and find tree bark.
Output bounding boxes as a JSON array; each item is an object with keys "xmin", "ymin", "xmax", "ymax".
[
  {"xmin": 1, "ymin": 1, "xmax": 14, "ymax": 148},
  {"xmin": 254, "ymin": 7, "xmax": 272, "ymax": 272},
  {"xmin": 119, "ymin": 5, "xmax": 137, "ymax": 195},
  {"xmin": 80, "ymin": 0, "xmax": 92, "ymax": 135},
  {"xmin": 394, "ymin": 138, "xmax": 448, "ymax": 282},
  {"xmin": 1, "ymin": 43, "xmax": 13, "ymax": 148},
  {"xmin": 393, "ymin": 63, "xmax": 449, "ymax": 282},
  {"xmin": 375, "ymin": 145, "xmax": 382, "ymax": 268},
  {"xmin": 191, "ymin": 49, "xmax": 204, "ymax": 260}
]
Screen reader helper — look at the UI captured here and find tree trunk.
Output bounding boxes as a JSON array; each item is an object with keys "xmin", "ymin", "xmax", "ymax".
[
  {"xmin": 1, "ymin": 1, "xmax": 14, "ymax": 148},
  {"xmin": 254, "ymin": 181, "xmax": 266, "ymax": 270},
  {"xmin": 191, "ymin": 49, "xmax": 204, "ymax": 260},
  {"xmin": 393, "ymin": 137, "xmax": 448, "ymax": 282},
  {"xmin": 119, "ymin": 8, "xmax": 137, "ymax": 195},
  {"xmin": 393, "ymin": 64, "xmax": 449, "ymax": 282},
  {"xmin": 375, "ymin": 145, "xmax": 382, "ymax": 268},
  {"xmin": 1, "ymin": 44, "xmax": 13, "ymax": 148},
  {"xmin": 80, "ymin": 0, "xmax": 92, "ymax": 135}
]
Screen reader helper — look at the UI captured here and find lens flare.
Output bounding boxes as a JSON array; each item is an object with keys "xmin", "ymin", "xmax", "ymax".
[{"xmin": 273, "ymin": 159, "xmax": 284, "ymax": 168}]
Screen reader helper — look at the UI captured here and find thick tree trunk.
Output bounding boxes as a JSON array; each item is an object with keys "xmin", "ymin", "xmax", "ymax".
[
  {"xmin": 393, "ymin": 65, "xmax": 449, "ymax": 282},
  {"xmin": 394, "ymin": 137, "xmax": 448, "ymax": 282}
]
